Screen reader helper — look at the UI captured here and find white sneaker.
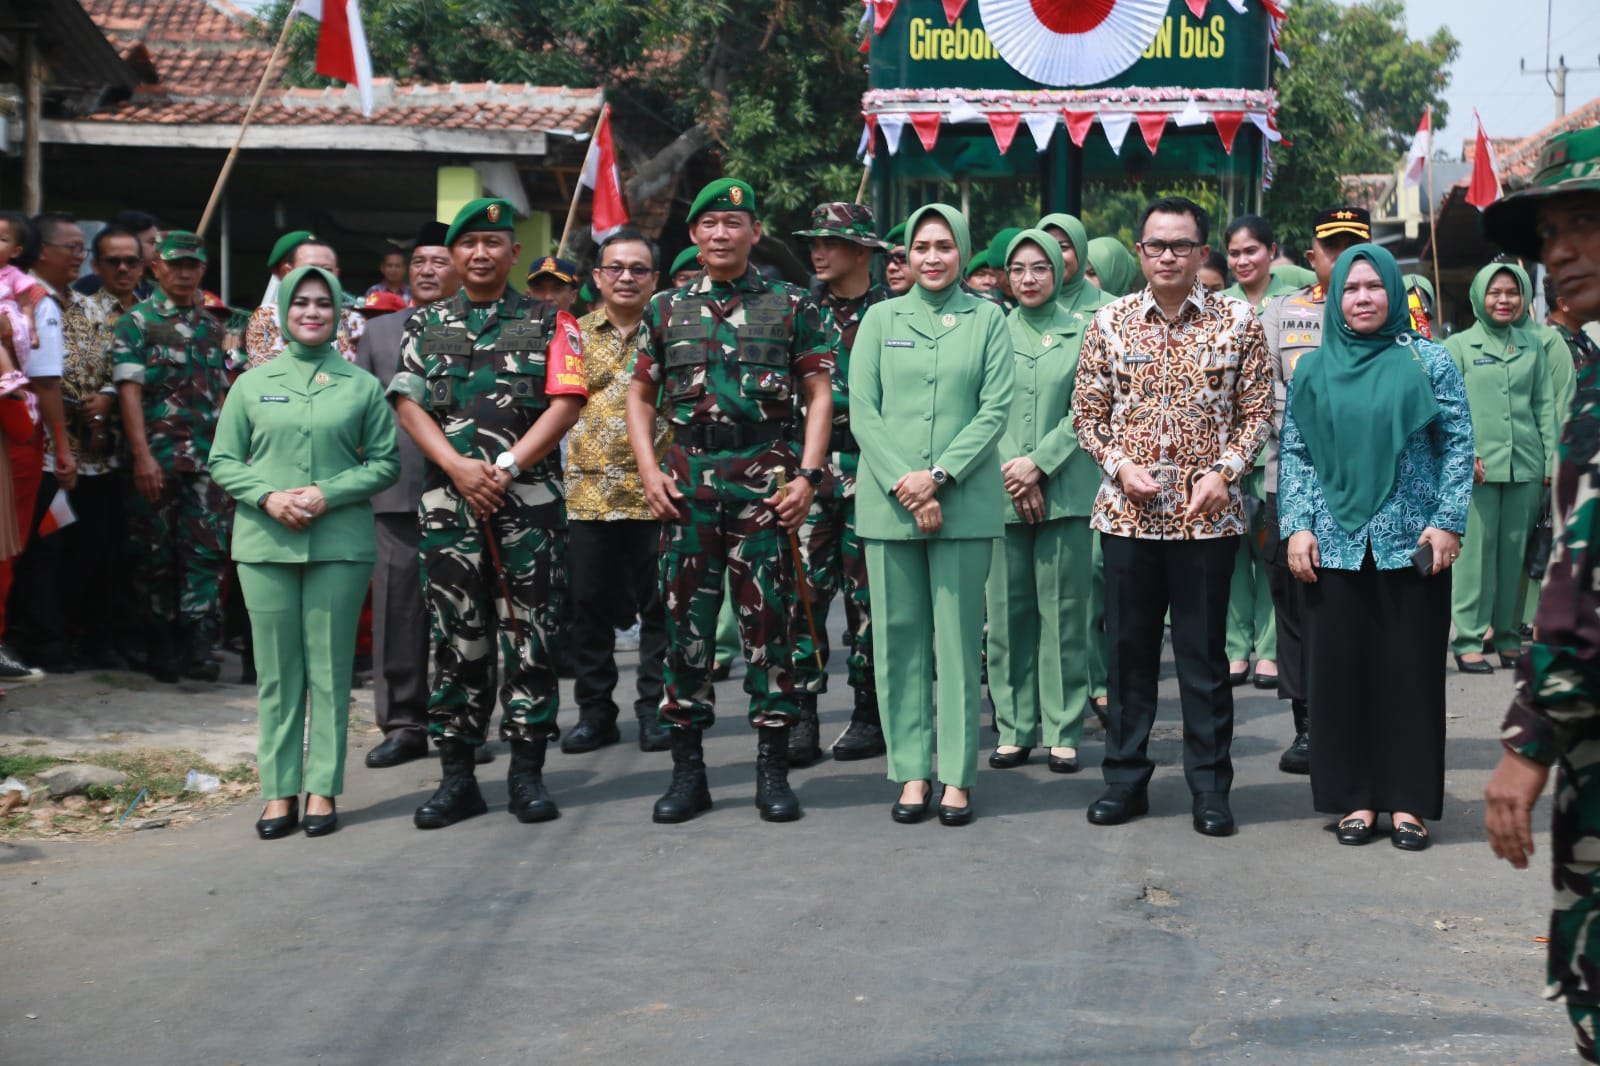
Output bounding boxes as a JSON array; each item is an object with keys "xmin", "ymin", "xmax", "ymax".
[{"xmin": 615, "ymin": 624, "xmax": 641, "ymax": 652}]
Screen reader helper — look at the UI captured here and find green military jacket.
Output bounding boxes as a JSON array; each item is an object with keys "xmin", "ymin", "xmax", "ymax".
[
  {"xmin": 1446, "ymin": 322, "xmax": 1558, "ymax": 484},
  {"xmin": 388, "ymin": 288, "xmax": 586, "ymax": 530},
  {"xmin": 210, "ymin": 352, "xmax": 400, "ymax": 564},
  {"xmin": 815, "ymin": 282, "xmax": 890, "ymax": 497},
  {"xmin": 1000, "ymin": 302, "xmax": 1102, "ymax": 523},
  {"xmin": 109, "ymin": 291, "xmax": 230, "ymax": 473},
  {"xmin": 631, "ymin": 266, "xmax": 833, "ymax": 503},
  {"xmin": 849, "ymin": 288, "xmax": 1014, "ymax": 541}
]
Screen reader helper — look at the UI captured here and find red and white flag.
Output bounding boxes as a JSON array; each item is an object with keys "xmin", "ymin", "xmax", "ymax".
[
  {"xmin": 1466, "ymin": 111, "xmax": 1503, "ymax": 211},
  {"xmin": 36, "ymin": 491, "xmax": 74, "ymax": 537},
  {"xmin": 294, "ymin": 0, "xmax": 374, "ymax": 115},
  {"xmin": 577, "ymin": 106, "xmax": 629, "ymax": 243},
  {"xmin": 1402, "ymin": 107, "xmax": 1430, "ymax": 188}
]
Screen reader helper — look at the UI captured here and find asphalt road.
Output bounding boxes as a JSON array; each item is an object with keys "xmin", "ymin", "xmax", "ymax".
[{"xmin": 0, "ymin": 625, "xmax": 1574, "ymax": 1065}]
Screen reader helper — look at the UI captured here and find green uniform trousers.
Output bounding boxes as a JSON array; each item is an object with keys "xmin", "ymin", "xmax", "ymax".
[
  {"xmin": 1088, "ymin": 532, "xmax": 1108, "ymax": 702},
  {"xmin": 986, "ymin": 517, "xmax": 1092, "ymax": 748},
  {"xmin": 1451, "ymin": 480, "xmax": 1542, "ymax": 655},
  {"xmin": 239, "ymin": 560, "xmax": 372, "ymax": 799},
  {"xmin": 714, "ymin": 572, "xmax": 737, "ymax": 670},
  {"xmin": 1226, "ymin": 532, "xmax": 1277, "ymax": 662},
  {"xmin": 866, "ymin": 537, "xmax": 992, "ymax": 789}
]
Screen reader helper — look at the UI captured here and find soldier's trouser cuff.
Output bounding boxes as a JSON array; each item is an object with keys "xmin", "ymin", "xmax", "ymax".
[
  {"xmin": 1569, "ymin": 1005, "xmax": 1600, "ymax": 1064},
  {"xmin": 660, "ymin": 703, "xmax": 716, "ymax": 730}
]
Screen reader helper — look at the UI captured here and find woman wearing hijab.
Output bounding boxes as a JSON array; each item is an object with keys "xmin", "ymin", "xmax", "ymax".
[
  {"xmin": 850, "ymin": 204, "xmax": 1013, "ymax": 826},
  {"xmin": 1446, "ymin": 262, "xmax": 1560, "ymax": 674},
  {"xmin": 211, "ymin": 266, "xmax": 400, "ymax": 839},
  {"xmin": 986, "ymin": 226, "xmax": 1105, "ymax": 772},
  {"xmin": 1085, "ymin": 236, "xmax": 1139, "ymax": 298},
  {"xmin": 1280, "ymin": 245, "xmax": 1473, "ymax": 851}
]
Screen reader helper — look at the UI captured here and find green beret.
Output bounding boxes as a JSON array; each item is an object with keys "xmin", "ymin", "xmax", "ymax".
[
  {"xmin": 267, "ymin": 230, "xmax": 314, "ymax": 268},
  {"xmin": 578, "ymin": 281, "xmax": 597, "ymax": 304},
  {"xmin": 964, "ymin": 248, "xmax": 991, "ymax": 278},
  {"xmin": 159, "ymin": 230, "xmax": 208, "ymax": 263},
  {"xmin": 687, "ymin": 179, "xmax": 756, "ymax": 224},
  {"xmin": 446, "ymin": 198, "xmax": 517, "ymax": 247},
  {"xmin": 669, "ymin": 246, "xmax": 701, "ymax": 277},
  {"xmin": 986, "ymin": 228, "xmax": 1026, "ymax": 273},
  {"xmin": 884, "ymin": 222, "xmax": 906, "ymax": 247}
]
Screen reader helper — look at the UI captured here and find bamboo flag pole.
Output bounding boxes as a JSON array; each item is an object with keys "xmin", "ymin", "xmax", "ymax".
[
  {"xmin": 197, "ymin": 11, "xmax": 299, "ymax": 237},
  {"xmin": 557, "ymin": 103, "xmax": 610, "ymax": 260},
  {"xmin": 854, "ymin": 160, "xmax": 871, "ymax": 205}
]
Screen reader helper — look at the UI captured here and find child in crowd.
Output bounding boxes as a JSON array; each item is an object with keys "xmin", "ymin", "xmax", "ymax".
[{"xmin": 0, "ymin": 211, "xmax": 39, "ymax": 353}]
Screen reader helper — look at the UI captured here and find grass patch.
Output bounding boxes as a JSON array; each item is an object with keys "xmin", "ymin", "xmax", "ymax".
[{"xmin": 0, "ymin": 752, "xmax": 67, "ymax": 778}]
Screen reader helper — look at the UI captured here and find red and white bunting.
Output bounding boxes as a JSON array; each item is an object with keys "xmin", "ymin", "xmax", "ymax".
[
  {"xmin": 873, "ymin": 0, "xmax": 897, "ymax": 34},
  {"xmin": 942, "ymin": 0, "xmax": 968, "ymax": 24},
  {"xmin": 877, "ymin": 113, "xmax": 908, "ymax": 155},
  {"xmin": 1212, "ymin": 111, "xmax": 1244, "ymax": 154},
  {"xmin": 987, "ymin": 112, "xmax": 1021, "ymax": 154},
  {"xmin": 1136, "ymin": 112, "xmax": 1167, "ymax": 154},
  {"xmin": 1062, "ymin": 110, "xmax": 1095, "ymax": 148},
  {"xmin": 1185, "ymin": 0, "xmax": 1207, "ymax": 17},
  {"xmin": 910, "ymin": 111, "xmax": 942, "ymax": 151},
  {"xmin": 1024, "ymin": 112, "xmax": 1058, "ymax": 152},
  {"xmin": 1100, "ymin": 112, "xmax": 1133, "ymax": 155}
]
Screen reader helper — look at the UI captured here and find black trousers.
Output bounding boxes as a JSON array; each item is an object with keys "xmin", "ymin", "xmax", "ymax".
[
  {"xmin": 1101, "ymin": 533, "xmax": 1238, "ymax": 794},
  {"xmin": 372, "ymin": 513, "xmax": 429, "ymax": 740},
  {"xmin": 1261, "ymin": 493, "xmax": 1308, "ymax": 706},
  {"xmin": 1303, "ymin": 552, "xmax": 1449, "ymax": 820},
  {"xmin": 8, "ymin": 472, "xmax": 130, "ymax": 660},
  {"xmin": 568, "ymin": 519, "xmax": 666, "ymax": 722}
]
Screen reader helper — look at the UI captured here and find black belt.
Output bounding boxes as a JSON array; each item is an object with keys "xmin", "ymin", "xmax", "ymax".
[
  {"xmin": 828, "ymin": 426, "xmax": 858, "ymax": 453},
  {"xmin": 673, "ymin": 421, "xmax": 792, "ymax": 452}
]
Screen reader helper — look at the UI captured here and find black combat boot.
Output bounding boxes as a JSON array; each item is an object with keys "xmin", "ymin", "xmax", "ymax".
[
  {"xmin": 832, "ymin": 686, "xmax": 886, "ymax": 761},
  {"xmin": 1278, "ymin": 699, "xmax": 1311, "ymax": 775},
  {"xmin": 181, "ymin": 618, "xmax": 220, "ymax": 682},
  {"xmin": 414, "ymin": 738, "xmax": 489, "ymax": 829},
  {"xmin": 786, "ymin": 694, "xmax": 822, "ymax": 767},
  {"xmin": 506, "ymin": 737, "xmax": 559, "ymax": 823},
  {"xmin": 653, "ymin": 727, "xmax": 712, "ymax": 824},
  {"xmin": 146, "ymin": 624, "xmax": 180, "ymax": 684},
  {"xmin": 755, "ymin": 726, "xmax": 802, "ymax": 822}
]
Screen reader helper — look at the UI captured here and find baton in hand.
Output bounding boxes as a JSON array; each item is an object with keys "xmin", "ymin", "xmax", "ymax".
[{"xmin": 774, "ymin": 469, "xmax": 825, "ymax": 671}]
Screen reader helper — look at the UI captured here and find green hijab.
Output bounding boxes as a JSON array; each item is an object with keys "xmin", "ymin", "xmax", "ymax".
[
  {"xmin": 1086, "ymin": 237, "xmax": 1139, "ymax": 297},
  {"xmin": 277, "ymin": 265, "xmax": 345, "ymax": 362},
  {"xmin": 1036, "ymin": 212, "xmax": 1097, "ymax": 314},
  {"xmin": 905, "ymin": 203, "xmax": 971, "ymax": 313},
  {"xmin": 1290, "ymin": 244, "xmax": 1440, "ymax": 534},
  {"xmin": 1004, "ymin": 229, "xmax": 1067, "ymax": 340},
  {"xmin": 1467, "ymin": 261, "xmax": 1540, "ymax": 354},
  {"xmin": 1270, "ymin": 263, "xmax": 1318, "ymax": 291}
]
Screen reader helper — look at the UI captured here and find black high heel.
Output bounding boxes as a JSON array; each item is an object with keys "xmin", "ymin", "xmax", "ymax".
[
  {"xmin": 988, "ymin": 746, "xmax": 1032, "ymax": 769},
  {"xmin": 302, "ymin": 796, "xmax": 339, "ymax": 837},
  {"xmin": 938, "ymin": 787, "xmax": 974, "ymax": 827},
  {"xmin": 890, "ymin": 781, "xmax": 933, "ymax": 824},
  {"xmin": 256, "ymin": 796, "xmax": 299, "ymax": 840}
]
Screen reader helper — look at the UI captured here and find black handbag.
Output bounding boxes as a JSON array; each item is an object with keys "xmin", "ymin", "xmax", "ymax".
[{"xmin": 1527, "ymin": 489, "xmax": 1554, "ymax": 581}]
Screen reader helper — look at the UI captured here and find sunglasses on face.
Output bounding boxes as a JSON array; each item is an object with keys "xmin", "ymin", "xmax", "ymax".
[
  {"xmin": 598, "ymin": 265, "xmax": 654, "ymax": 279},
  {"xmin": 98, "ymin": 256, "xmax": 142, "ymax": 269}
]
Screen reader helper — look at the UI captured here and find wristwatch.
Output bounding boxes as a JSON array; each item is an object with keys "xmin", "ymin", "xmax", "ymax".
[
  {"xmin": 929, "ymin": 466, "xmax": 950, "ymax": 487},
  {"xmin": 494, "ymin": 452, "xmax": 521, "ymax": 479},
  {"xmin": 797, "ymin": 467, "xmax": 825, "ymax": 488}
]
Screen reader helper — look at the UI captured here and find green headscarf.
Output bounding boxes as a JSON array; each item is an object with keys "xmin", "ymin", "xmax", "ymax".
[
  {"xmin": 1036, "ymin": 212, "xmax": 1095, "ymax": 314},
  {"xmin": 1004, "ymin": 229, "xmax": 1066, "ymax": 340},
  {"xmin": 904, "ymin": 204, "xmax": 970, "ymax": 314},
  {"xmin": 1467, "ymin": 261, "xmax": 1539, "ymax": 353},
  {"xmin": 1290, "ymin": 244, "xmax": 1440, "ymax": 535},
  {"xmin": 1270, "ymin": 263, "xmax": 1318, "ymax": 291},
  {"xmin": 1086, "ymin": 237, "xmax": 1139, "ymax": 297},
  {"xmin": 277, "ymin": 265, "xmax": 345, "ymax": 361}
]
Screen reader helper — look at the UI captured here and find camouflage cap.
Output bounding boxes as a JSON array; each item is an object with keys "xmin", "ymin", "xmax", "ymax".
[
  {"xmin": 445, "ymin": 197, "xmax": 517, "ymax": 247},
  {"xmin": 267, "ymin": 229, "xmax": 314, "ymax": 268},
  {"xmin": 527, "ymin": 255, "xmax": 579, "ymax": 284},
  {"xmin": 792, "ymin": 202, "xmax": 890, "ymax": 249},
  {"xmin": 1484, "ymin": 127, "xmax": 1600, "ymax": 259},
  {"xmin": 159, "ymin": 230, "xmax": 208, "ymax": 263},
  {"xmin": 687, "ymin": 179, "xmax": 756, "ymax": 223}
]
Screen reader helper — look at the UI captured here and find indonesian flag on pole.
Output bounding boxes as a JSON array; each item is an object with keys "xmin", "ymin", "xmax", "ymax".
[
  {"xmin": 577, "ymin": 106, "xmax": 629, "ymax": 243},
  {"xmin": 1402, "ymin": 106, "xmax": 1430, "ymax": 188},
  {"xmin": 294, "ymin": 0, "xmax": 375, "ymax": 115},
  {"xmin": 36, "ymin": 491, "xmax": 74, "ymax": 537},
  {"xmin": 1466, "ymin": 111, "xmax": 1504, "ymax": 211}
]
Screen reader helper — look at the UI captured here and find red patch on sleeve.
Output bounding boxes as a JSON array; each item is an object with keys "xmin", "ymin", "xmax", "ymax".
[{"xmin": 545, "ymin": 310, "xmax": 588, "ymax": 397}]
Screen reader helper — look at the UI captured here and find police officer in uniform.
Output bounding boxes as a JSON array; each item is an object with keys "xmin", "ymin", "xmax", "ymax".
[
  {"xmin": 626, "ymin": 178, "xmax": 834, "ymax": 824},
  {"xmin": 1258, "ymin": 206, "xmax": 1372, "ymax": 775},
  {"xmin": 787, "ymin": 202, "xmax": 891, "ymax": 764},
  {"xmin": 111, "ymin": 231, "xmax": 231, "ymax": 683},
  {"xmin": 388, "ymin": 198, "xmax": 588, "ymax": 829}
]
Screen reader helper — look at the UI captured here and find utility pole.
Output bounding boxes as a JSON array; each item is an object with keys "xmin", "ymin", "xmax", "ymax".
[{"xmin": 1522, "ymin": 55, "xmax": 1600, "ymax": 120}]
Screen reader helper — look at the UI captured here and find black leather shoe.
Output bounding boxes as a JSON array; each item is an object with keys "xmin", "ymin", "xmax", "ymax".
[
  {"xmin": 1087, "ymin": 785, "xmax": 1148, "ymax": 826},
  {"xmin": 653, "ymin": 728, "xmax": 712, "ymax": 823},
  {"xmin": 181, "ymin": 620, "xmax": 221, "ymax": 682},
  {"xmin": 755, "ymin": 726, "xmax": 802, "ymax": 822},
  {"xmin": 1047, "ymin": 750, "xmax": 1080, "ymax": 774},
  {"xmin": 256, "ymin": 796, "xmax": 299, "ymax": 840},
  {"xmin": 1455, "ymin": 655, "xmax": 1494, "ymax": 675},
  {"xmin": 303, "ymin": 798, "xmax": 339, "ymax": 837},
  {"xmin": 1278, "ymin": 733, "xmax": 1311, "ymax": 775},
  {"xmin": 561, "ymin": 719, "xmax": 621, "ymax": 755},
  {"xmin": 414, "ymin": 740, "xmax": 489, "ymax": 829},
  {"xmin": 1498, "ymin": 652, "xmax": 1522, "ymax": 669},
  {"xmin": 365, "ymin": 732, "xmax": 427, "ymax": 769},
  {"xmin": 1335, "ymin": 816, "xmax": 1373, "ymax": 846},
  {"xmin": 1228, "ymin": 665, "xmax": 1250, "ymax": 686},
  {"xmin": 1391, "ymin": 819, "xmax": 1430, "ymax": 851},
  {"xmin": 989, "ymin": 746, "xmax": 1032, "ymax": 769},
  {"xmin": 1192, "ymin": 792, "xmax": 1235, "ymax": 837},
  {"xmin": 832, "ymin": 721, "xmax": 886, "ymax": 761},
  {"xmin": 507, "ymin": 739, "xmax": 560, "ymax": 823},
  {"xmin": 938, "ymin": 789, "xmax": 974, "ymax": 827},
  {"xmin": 638, "ymin": 715, "xmax": 672, "ymax": 753},
  {"xmin": 890, "ymin": 781, "xmax": 933, "ymax": 824},
  {"xmin": 1252, "ymin": 671, "xmax": 1280, "ymax": 690}
]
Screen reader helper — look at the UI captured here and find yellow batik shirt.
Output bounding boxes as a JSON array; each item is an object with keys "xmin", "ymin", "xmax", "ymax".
[{"xmin": 566, "ymin": 307, "xmax": 669, "ymax": 522}]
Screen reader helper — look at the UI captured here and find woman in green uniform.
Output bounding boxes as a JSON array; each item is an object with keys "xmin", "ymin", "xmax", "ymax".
[
  {"xmin": 850, "ymin": 204, "xmax": 1013, "ymax": 826},
  {"xmin": 211, "ymin": 266, "xmax": 400, "ymax": 838},
  {"xmin": 1447, "ymin": 262, "xmax": 1557, "ymax": 673},
  {"xmin": 1221, "ymin": 215, "xmax": 1299, "ymax": 687},
  {"xmin": 1085, "ymin": 236, "xmax": 1139, "ymax": 299},
  {"xmin": 986, "ymin": 228, "xmax": 1101, "ymax": 774}
]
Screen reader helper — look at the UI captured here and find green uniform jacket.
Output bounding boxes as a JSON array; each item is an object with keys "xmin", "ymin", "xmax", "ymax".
[
  {"xmin": 210, "ymin": 353, "xmax": 401, "ymax": 563},
  {"xmin": 1000, "ymin": 303, "xmax": 1101, "ymax": 522},
  {"xmin": 1447, "ymin": 323, "xmax": 1557, "ymax": 483},
  {"xmin": 849, "ymin": 288, "xmax": 1014, "ymax": 540}
]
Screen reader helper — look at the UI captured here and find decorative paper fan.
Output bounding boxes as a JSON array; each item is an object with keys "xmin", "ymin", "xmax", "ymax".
[{"xmin": 978, "ymin": 0, "xmax": 1169, "ymax": 87}]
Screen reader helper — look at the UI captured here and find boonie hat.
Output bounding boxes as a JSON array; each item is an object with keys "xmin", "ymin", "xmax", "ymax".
[
  {"xmin": 159, "ymin": 230, "xmax": 208, "ymax": 263},
  {"xmin": 1483, "ymin": 127, "xmax": 1600, "ymax": 259},
  {"xmin": 793, "ymin": 203, "xmax": 890, "ymax": 249}
]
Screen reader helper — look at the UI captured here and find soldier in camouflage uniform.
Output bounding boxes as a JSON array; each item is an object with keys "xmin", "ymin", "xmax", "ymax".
[
  {"xmin": 786, "ymin": 202, "xmax": 890, "ymax": 765},
  {"xmin": 388, "ymin": 198, "xmax": 587, "ymax": 830},
  {"xmin": 626, "ymin": 178, "xmax": 835, "ymax": 824},
  {"xmin": 111, "ymin": 231, "xmax": 231, "ymax": 683},
  {"xmin": 1483, "ymin": 127, "xmax": 1600, "ymax": 1064}
]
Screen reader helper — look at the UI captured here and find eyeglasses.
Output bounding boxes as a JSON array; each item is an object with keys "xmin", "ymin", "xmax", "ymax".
[
  {"xmin": 45, "ymin": 241, "xmax": 87, "ymax": 257},
  {"xmin": 1006, "ymin": 264, "xmax": 1054, "ymax": 280},
  {"xmin": 598, "ymin": 264, "xmax": 655, "ymax": 279},
  {"xmin": 889, "ymin": 251, "xmax": 907, "ymax": 263},
  {"xmin": 1137, "ymin": 240, "xmax": 1200, "ymax": 259},
  {"xmin": 97, "ymin": 255, "xmax": 142, "ymax": 268}
]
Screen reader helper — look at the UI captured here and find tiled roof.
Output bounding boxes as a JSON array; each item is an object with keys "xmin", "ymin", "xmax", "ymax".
[
  {"xmin": 1461, "ymin": 96, "xmax": 1600, "ymax": 183},
  {"xmin": 76, "ymin": 0, "xmax": 601, "ymax": 135}
]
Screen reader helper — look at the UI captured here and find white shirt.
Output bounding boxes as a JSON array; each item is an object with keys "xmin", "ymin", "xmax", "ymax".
[{"xmin": 26, "ymin": 292, "xmax": 65, "ymax": 378}]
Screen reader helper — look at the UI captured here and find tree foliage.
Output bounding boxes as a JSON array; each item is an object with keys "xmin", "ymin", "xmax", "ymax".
[{"xmin": 1266, "ymin": 0, "xmax": 1458, "ymax": 247}]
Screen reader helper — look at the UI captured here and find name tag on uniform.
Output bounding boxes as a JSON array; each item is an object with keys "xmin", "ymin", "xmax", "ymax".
[
  {"xmin": 884, "ymin": 339, "xmax": 915, "ymax": 348},
  {"xmin": 1473, "ymin": 358, "xmax": 1496, "ymax": 365},
  {"xmin": 260, "ymin": 395, "xmax": 291, "ymax": 403}
]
